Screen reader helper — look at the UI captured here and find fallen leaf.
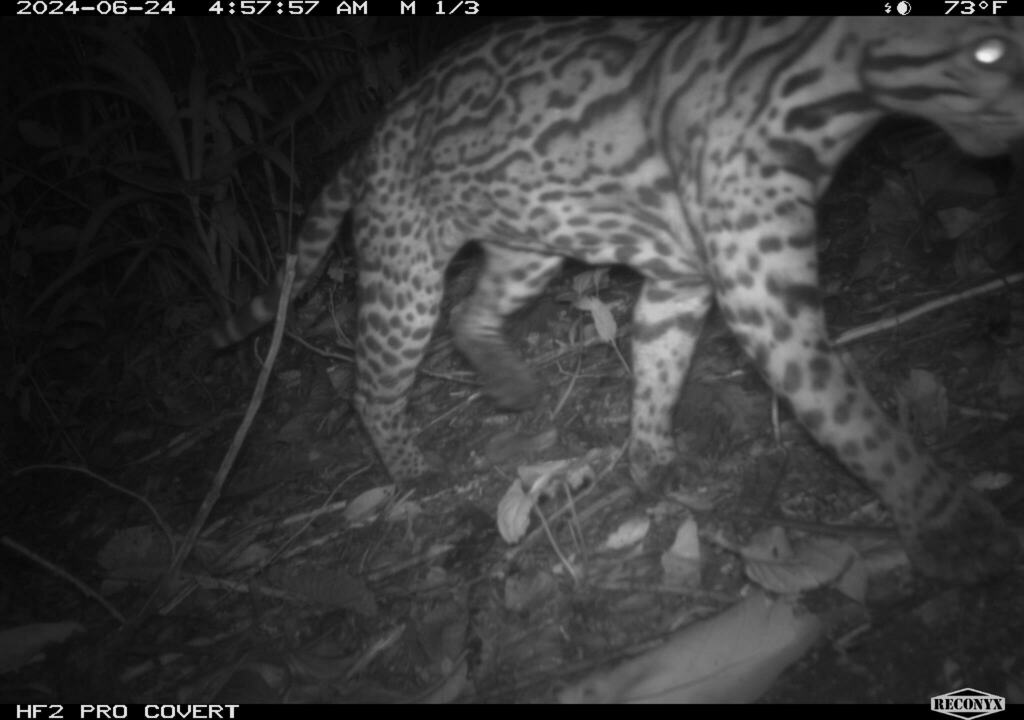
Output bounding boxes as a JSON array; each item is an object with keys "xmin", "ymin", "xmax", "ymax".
[
  {"xmin": 497, "ymin": 481, "xmax": 534, "ymax": 544},
  {"xmin": 575, "ymin": 296, "xmax": 618, "ymax": 343},
  {"xmin": 605, "ymin": 517, "xmax": 651, "ymax": 551},
  {"xmin": 745, "ymin": 535, "xmax": 865, "ymax": 602},
  {"xmin": 660, "ymin": 518, "xmax": 702, "ymax": 589},
  {"xmin": 344, "ymin": 485, "xmax": 395, "ymax": 525}
]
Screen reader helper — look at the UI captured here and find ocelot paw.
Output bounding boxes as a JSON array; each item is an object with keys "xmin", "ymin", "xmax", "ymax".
[
  {"xmin": 627, "ymin": 439, "xmax": 680, "ymax": 496},
  {"xmin": 484, "ymin": 366, "xmax": 541, "ymax": 411},
  {"xmin": 455, "ymin": 338, "xmax": 541, "ymax": 410},
  {"xmin": 384, "ymin": 448, "xmax": 447, "ymax": 486},
  {"xmin": 411, "ymin": 451, "xmax": 470, "ymax": 491},
  {"xmin": 902, "ymin": 488, "xmax": 1020, "ymax": 584}
]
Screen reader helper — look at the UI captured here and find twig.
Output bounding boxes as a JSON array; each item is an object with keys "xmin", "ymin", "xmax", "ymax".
[
  {"xmin": 2, "ymin": 536, "xmax": 126, "ymax": 623},
  {"xmin": 13, "ymin": 464, "xmax": 174, "ymax": 551},
  {"xmin": 134, "ymin": 255, "xmax": 299, "ymax": 625},
  {"xmin": 552, "ymin": 354, "xmax": 583, "ymax": 419},
  {"xmin": 417, "ymin": 390, "xmax": 483, "ymax": 435},
  {"xmin": 260, "ymin": 463, "xmax": 372, "ymax": 571},
  {"xmin": 834, "ymin": 272, "xmax": 1024, "ymax": 346}
]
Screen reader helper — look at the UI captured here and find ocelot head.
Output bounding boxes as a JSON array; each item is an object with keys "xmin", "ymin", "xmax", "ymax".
[{"xmin": 861, "ymin": 18, "xmax": 1024, "ymax": 156}]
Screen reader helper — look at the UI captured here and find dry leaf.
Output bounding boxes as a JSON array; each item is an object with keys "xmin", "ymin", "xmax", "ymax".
[
  {"xmin": 344, "ymin": 485, "xmax": 395, "ymax": 525},
  {"xmin": 387, "ymin": 497, "xmax": 423, "ymax": 522},
  {"xmin": 604, "ymin": 517, "xmax": 651, "ymax": 550},
  {"xmin": 572, "ymin": 268, "xmax": 610, "ymax": 295},
  {"xmin": 497, "ymin": 481, "xmax": 534, "ymax": 544},
  {"xmin": 660, "ymin": 518, "xmax": 702, "ymax": 589},
  {"xmin": 575, "ymin": 296, "xmax": 618, "ymax": 343},
  {"xmin": 746, "ymin": 536, "xmax": 866, "ymax": 603}
]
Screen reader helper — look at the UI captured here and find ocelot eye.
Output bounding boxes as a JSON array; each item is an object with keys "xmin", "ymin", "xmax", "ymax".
[{"xmin": 973, "ymin": 36, "xmax": 1010, "ymax": 66}]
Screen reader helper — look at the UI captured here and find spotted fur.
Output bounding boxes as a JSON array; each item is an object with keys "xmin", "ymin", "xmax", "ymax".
[{"xmin": 212, "ymin": 17, "xmax": 1022, "ymax": 581}]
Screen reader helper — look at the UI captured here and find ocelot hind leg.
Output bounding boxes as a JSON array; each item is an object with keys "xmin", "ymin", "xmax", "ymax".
[
  {"xmin": 354, "ymin": 255, "xmax": 448, "ymax": 483},
  {"xmin": 627, "ymin": 277, "xmax": 714, "ymax": 492},
  {"xmin": 452, "ymin": 246, "xmax": 563, "ymax": 410},
  {"xmin": 712, "ymin": 225, "xmax": 1019, "ymax": 582}
]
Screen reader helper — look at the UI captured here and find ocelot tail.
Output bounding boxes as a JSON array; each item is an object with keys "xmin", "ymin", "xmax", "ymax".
[{"xmin": 211, "ymin": 17, "xmax": 1022, "ymax": 582}]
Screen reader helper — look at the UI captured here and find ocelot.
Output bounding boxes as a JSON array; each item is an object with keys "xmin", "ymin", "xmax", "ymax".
[{"xmin": 211, "ymin": 17, "xmax": 1022, "ymax": 581}]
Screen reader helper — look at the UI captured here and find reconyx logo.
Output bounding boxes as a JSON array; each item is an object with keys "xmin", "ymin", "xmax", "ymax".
[{"xmin": 931, "ymin": 688, "xmax": 1006, "ymax": 719}]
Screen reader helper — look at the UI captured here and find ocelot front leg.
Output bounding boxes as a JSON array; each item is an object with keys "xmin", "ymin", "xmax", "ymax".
[{"xmin": 711, "ymin": 209, "xmax": 1019, "ymax": 582}]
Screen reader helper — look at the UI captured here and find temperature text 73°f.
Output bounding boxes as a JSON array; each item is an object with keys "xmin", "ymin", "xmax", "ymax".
[{"xmin": 945, "ymin": 0, "xmax": 1008, "ymax": 13}]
